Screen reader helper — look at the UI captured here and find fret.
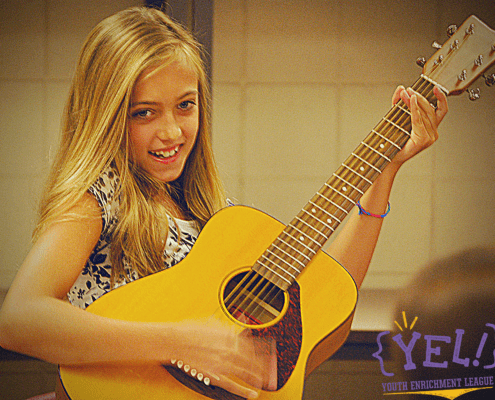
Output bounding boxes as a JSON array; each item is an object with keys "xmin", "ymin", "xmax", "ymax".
[
  {"xmin": 264, "ymin": 249, "xmax": 301, "ymax": 274},
  {"xmin": 316, "ymin": 191, "xmax": 349, "ymax": 214},
  {"xmin": 337, "ymin": 164, "xmax": 369, "ymax": 187},
  {"xmin": 371, "ymin": 129, "xmax": 402, "ymax": 150},
  {"xmin": 301, "ymin": 208, "xmax": 335, "ymax": 232},
  {"xmin": 261, "ymin": 253, "xmax": 299, "ymax": 278},
  {"xmin": 280, "ymin": 231, "xmax": 317, "ymax": 255},
  {"xmin": 383, "ymin": 117, "xmax": 411, "ymax": 136},
  {"xmin": 308, "ymin": 200, "xmax": 342, "ymax": 224},
  {"xmin": 360, "ymin": 141, "xmax": 392, "ymax": 162},
  {"xmin": 257, "ymin": 259, "xmax": 293, "ymax": 285},
  {"xmin": 287, "ymin": 224, "xmax": 322, "ymax": 247},
  {"xmin": 395, "ymin": 103, "xmax": 411, "ymax": 115},
  {"xmin": 351, "ymin": 152, "xmax": 382, "ymax": 173},
  {"xmin": 275, "ymin": 236, "xmax": 312, "ymax": 261},
  {"xmin": 270, "ymin": 242, "xmax": 307, "ymax": 269},
  {"xmin": 324, "ymin": 182, "xmax": 356, "ymax": 205},
  {"xmin": 340, "ymin": 163, "xmax": 373, "ymax": 185},
  {"xmin": 294, "ymin": 216, "xmax": 329, "ymax": 240},
  {"xmin": 332, "ymin": 173, "xmax": 365, "ymax": 195}
]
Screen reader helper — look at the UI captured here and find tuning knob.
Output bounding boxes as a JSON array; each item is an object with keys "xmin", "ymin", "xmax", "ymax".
[
  {"xmin": 468, "ymin": 88, "xmax": 481, "ymax": 101},
  {"xmin": 484, "ymin": 73, "xmax": 495, "ymax": 87},
  {"xmin": 474, "ymin": 55, "xmax": 484, "ymax": 67},
  {"xmin": 432, "ymin": 41, "xmax": 442, "ymax": 49},
  {"xmin": 447, "ymin": 25, "xmax": 458, "ymax": 37},
  {"xmin": 416, "ymin": 57, "xmax": 426, "ymax": 67}
]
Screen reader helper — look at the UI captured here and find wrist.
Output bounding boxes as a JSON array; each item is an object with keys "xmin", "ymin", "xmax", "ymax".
[
  {"xmin": 383, "ymin": 160, "xmax": 402, "ymax": 176},
  {"xmin": 356, "ymin": 200, "xmax": 390, "ymax": 218}
]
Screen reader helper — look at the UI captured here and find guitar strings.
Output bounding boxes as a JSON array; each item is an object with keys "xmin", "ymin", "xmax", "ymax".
[
  {"xmin": 247, "ymin": 78, "xmax": 436, "ymax": 322},
  {"xmin": 225, "ymin": 83, "xmax": 428, "ymax": 323},
  {"xmin": 223, "ymin": 77, "xmax": 437, "ymax": 327}
]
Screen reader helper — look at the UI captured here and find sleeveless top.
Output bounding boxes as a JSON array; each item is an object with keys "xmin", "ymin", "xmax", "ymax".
[{"xmin": 67, "ymin": 167, "xmax": 200, "ymax": 309}]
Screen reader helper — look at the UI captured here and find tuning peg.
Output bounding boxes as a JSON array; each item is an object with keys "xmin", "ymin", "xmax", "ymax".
[
  {"xmin": 416, "ymin": 57, "xmax": 426, "ymax": 67},
  {"xmin": 474, "ymin": 55, "xmax": 484, "ymax": 67},
  {"xmin": 484, "ymin": 73, "xmax": 495, "ymax": 87},
  {"xmin": 447, "ymin": 25, "xmax": 458, "ymax": 37},
  {"xmin": 434, "ymin": 55, "xmax": 444, "ymax": 66},
  {"xmin": 468, "ymin": 88, "xmax": 481, "ymax": 101},
  {"xmin": 432, "ymin": 41, "xmax": 443, "ymax": 49}
]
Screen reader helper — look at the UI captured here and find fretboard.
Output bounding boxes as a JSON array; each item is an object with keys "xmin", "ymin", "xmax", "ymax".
[{"xmin": 253, "ymin": 76, "xmax": 438, "ymax": 290}]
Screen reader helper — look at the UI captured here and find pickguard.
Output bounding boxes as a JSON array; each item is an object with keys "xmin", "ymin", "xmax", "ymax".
[{"xmin": 165, "ymin": 282, "xmax": 303, "ymax": 399}]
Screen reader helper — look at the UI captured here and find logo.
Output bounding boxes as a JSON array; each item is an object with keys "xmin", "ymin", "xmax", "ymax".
[{"xmin": 373, "ymin": 312, "xmax": 495, "ymax": 399}]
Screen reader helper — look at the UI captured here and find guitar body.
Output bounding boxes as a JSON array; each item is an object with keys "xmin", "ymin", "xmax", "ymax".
[{"xmin": 59, "ymin": 205, "xmax": 357, "ymax": 400}]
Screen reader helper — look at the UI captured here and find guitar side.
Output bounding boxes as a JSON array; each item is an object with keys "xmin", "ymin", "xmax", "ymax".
[{"xmin": 59, "ymin": 205, "xmax": 357, "ymax": 400}]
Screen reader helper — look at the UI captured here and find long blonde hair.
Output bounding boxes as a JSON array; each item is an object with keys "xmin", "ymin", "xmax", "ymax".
[{"xmin": 36, "ymin": 6, "xmax": 225, "ymax": 282}]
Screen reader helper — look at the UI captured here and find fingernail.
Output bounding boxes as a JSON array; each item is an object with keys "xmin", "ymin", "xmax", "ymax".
[{"xmin": 247, "ymin": 390, "xmax": 259, "ymax": 399}]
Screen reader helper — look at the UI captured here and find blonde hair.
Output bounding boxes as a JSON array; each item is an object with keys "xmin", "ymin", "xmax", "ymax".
[{"xmin": 36, "ymin": 6, "xmax": 225, "ymax": 282}]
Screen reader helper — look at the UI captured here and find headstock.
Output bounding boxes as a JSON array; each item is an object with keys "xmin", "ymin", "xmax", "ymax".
[{"xmin": 418, "ymin": 15, "xmax": 495, "ymax": 98}]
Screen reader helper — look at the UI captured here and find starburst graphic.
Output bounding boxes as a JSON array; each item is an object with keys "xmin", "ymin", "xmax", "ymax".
[{"xmin": 394, "ymin": 311, "xmax": 418, "ymax": 332}]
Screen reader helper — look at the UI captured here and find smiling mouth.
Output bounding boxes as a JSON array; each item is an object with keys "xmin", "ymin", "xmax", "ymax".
[{"xmin": 149, "ymin": 146, "xmax": 179, "ymax": 159}]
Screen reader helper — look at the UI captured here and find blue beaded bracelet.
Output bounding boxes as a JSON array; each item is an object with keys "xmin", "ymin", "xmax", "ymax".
[{"xmin": 356, "ymin": 200, "xmax": 391, "ymax": 218}]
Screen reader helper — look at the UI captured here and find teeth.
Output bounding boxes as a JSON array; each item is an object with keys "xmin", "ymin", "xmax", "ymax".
[{"xmin": 150, "ymin": 146, "xmax": 179, "ymax": 159}]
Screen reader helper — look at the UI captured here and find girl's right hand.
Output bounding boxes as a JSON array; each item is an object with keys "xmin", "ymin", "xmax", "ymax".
[{"xmin": 168, "ymin": 319, "xmax": 277, "ymax": 399}]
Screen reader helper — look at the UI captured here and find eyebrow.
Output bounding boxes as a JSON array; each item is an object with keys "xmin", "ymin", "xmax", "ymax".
[{"xmin": 130, "ymin": 90, "xmax": 199, "ymax": 108}]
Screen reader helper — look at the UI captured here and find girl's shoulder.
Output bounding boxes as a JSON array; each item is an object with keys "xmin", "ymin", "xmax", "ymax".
[{"xmin": 88, "ymin": 165, "xmax": 121, "ymax": 237}]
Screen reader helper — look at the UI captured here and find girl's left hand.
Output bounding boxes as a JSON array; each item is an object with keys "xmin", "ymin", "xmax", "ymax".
[{"xmin": 390, "ymin": 85, "xmax": 448, "ymax": 166}]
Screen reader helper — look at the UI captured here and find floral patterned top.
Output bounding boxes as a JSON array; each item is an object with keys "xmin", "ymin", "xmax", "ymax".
[{"xmin": 67, "ymin": 167, "xmax": 200, "ymax": 309}]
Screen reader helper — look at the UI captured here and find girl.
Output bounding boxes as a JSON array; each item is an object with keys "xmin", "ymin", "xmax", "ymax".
[{"xmin": 0, "ymin": 5, "xmax": 448, "ymax": 399}]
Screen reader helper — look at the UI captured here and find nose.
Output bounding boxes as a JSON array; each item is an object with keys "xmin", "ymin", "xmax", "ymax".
[{"xmin": 156, "ymin": 114, "xmax": 182, "ymax": 141}]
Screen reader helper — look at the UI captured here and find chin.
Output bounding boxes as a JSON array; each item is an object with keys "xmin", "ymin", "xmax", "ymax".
[{"xmin": 153, "ymin": 170, "xmax": 183, "ymax": 184}]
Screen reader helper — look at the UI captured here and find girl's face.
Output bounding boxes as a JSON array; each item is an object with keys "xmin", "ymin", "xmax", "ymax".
[{"xmin": 128, "ymin": 60, "xmax": 199, "ymax": 183}]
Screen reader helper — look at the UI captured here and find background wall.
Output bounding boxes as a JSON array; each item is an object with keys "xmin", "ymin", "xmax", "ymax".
[{"xmin": 211, "ymin": 0, "xmax": 495, "ymax": 330}]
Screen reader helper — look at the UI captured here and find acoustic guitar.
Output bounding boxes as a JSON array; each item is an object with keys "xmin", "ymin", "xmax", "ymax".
[{"xmin": 58, "ymin": 15, "xmax": 495, "ymax": 400}]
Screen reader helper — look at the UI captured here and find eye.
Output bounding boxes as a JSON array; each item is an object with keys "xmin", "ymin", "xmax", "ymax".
[
  {"xmin": 131, "ymin": 109, "xmax": 153, "ymax": 119},
  {"xmin": 178, "ymin": 100, "xmax": 196, "ymax": 111}
]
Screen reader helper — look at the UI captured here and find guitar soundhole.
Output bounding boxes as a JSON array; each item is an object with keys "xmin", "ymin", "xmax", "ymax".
[
  {"xmin": 165, "ymin": 275, "xmax": 302, "ymax": 399},
  {"xmin": 223, "ymin": 270, "xmax": 286, "ymax": 326}
]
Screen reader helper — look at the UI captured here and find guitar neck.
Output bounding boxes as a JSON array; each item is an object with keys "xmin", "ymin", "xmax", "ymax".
[{"xmin": 253, "ymin": 76, "xmax": 437, "ymax": 290}]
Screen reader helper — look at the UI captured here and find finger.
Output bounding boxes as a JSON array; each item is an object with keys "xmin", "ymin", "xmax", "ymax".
[
  {"xmin": 407, "ymin": 88, "xmax": 434, "ymax": 113},
  {"xmin": 409, "ymin": 94, "xmax": 436, "ymax": 145},
  {"xmin": 392, "ymin": 85, "xmax": 405, "ymax": 106},
  {"xmin": 409, "ymin": 87, "xmax": 446, "ymax": 128},
  {"xmin": 409, "ymin": 94, "xmax": 425, "ymax": 136},
  {"xmin": 214, "ymin": 374, "xmax": 260, "ymax": 399},
  {"xmin": 400, "ymin": 88, "xmax": 412, "ymax": 108},
  {"xmin": 413, "ymin": 94, "xmax": 435, "ymax": 132},
  {"xmin": 433, "ymin": 86, "xmax": 448, "ymax": 124},
  {"xmin": 408, "ymin": 89, "xmax": 439, "ymax": 141}
]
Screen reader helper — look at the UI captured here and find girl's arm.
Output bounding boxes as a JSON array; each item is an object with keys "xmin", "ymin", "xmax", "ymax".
[
  {"xmin": 327, "ymin": 86, "xmax": 448, "ymax": 288},
  {"xmin": 0, "ymin": 193, "xmax": 267, "ymax": 399},
  {"xmin": 0, "ymin": 193, "xmax": 171, "ymax": 365}
]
